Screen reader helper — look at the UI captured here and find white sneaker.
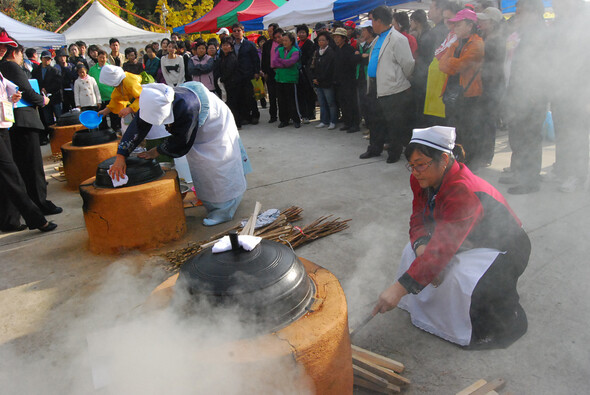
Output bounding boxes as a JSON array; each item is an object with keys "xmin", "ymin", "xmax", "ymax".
[
  {"xmin": 302, "ymin": 118, "xmax": 310, "ymax": 124},
  {"xmin": 328, "ymin": 123, "xmax": 336, "ymax": 130},
  {"xmin": 316, "ymin": 122, "xmax": 327, "ymax": 128},
  {"xmin": 559, "ymin": 176, "xmax": 580, "ymax": 193}
]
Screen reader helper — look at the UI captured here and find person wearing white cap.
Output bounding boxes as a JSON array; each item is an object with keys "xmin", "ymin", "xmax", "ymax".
[
  {"xmin": 216, "ymin": 28, "xmax": 230, "ymax": 40},
  {"xmin": 372, "ymin": 126, "xmax": 530, "ymax": 349},
  {"xmin": 109, "ymin": 82, "xmax": 250, "ymax": 226}
]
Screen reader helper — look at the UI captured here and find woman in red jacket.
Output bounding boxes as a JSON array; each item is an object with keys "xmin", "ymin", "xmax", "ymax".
[{"xmin": 373, "ymin": 126, "xmax": 530, "ymax": 349}]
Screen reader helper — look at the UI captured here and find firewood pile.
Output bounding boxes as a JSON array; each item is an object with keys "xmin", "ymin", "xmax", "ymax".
[
  {"xmin": 161, "ymin": 205, "xmax": 350, "ymax": 270},
  {"xmin": 352, "ymin": 345, "xmax": 410, "ymax": 394}
]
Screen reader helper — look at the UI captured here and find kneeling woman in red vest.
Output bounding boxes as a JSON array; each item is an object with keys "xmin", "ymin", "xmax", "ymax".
[{"xmin": 373, "ymin": 126, "xmax": 529, "ymax": 349}]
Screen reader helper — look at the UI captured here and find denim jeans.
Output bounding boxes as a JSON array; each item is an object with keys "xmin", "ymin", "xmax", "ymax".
[{"xmin": 316, "ymin": 87, "xmax": 337, "ymax": 125}]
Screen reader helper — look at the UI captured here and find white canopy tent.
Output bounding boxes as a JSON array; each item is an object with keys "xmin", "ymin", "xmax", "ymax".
[
  {"xmin": 0, "ymin": 12, "xmax": 66, "ymax": 48},
  {"xmin": 64, "ymin": 1, "xmax": 168, "ymax": 50}
]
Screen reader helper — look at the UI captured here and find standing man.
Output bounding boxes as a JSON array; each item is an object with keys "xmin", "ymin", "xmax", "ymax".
[
  {"xmin": 108, "ymin": 38, "xmax": 125, "ymax": 67},
  {"xmin": 231, "ymin": 23, "xmax": 260, "ymax": 126},
  {"xmin": 217, "ymin": 27, "xmax": 230, "ymax": 41},
  {"xmin": 32, "ymin": 51, "xmax": 63, "ymax": 144},
  {"xmin": 359, "ymin": 6, "xmax": 414, "ymax": 163},
  {"xmin": 261, "ymin": 23, "xmax": 279, "ymax": 123},
  {"xmin": 89, "ymin": 49, "xmax": 117, "ymax": 131},
  {"xmin": 76, "ymin": 41, "xmax": 88, "ymax": 61}
]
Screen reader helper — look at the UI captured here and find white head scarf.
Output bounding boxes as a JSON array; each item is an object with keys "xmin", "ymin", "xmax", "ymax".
[
  {"xmin": 410, "ymin": 126, "xmax": 456, "ymax": 153},
  {"xmin": 138, "ymin": 83, "xmax": 175, "ymax": 125},
  {"xmin": 99, "ymin": 65, "xmax": 126, "ymax": 86}
]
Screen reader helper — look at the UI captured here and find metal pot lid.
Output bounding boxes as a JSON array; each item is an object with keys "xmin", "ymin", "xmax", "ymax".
[
  {"xmin": 178, "ymin": 236, "xmax": 314, "ymax": 330},
  {"xmin": 72, "ymin": 128, "xmax": 117, "ymax": 147},
  {"xmin": 94, "ymin": 156, "xmax": 164, "ymax": 188}
]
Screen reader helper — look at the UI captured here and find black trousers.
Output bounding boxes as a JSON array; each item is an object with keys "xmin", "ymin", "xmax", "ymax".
[
  {"xmin": 0, "ymin": 129, "xmax": 46, "ymax": 230},
  {"xmin": 369, "ymin": 88, "xmax": 412, "ymax": 158},
  {"xmin": 552, "ymin": 100, "xmax": 589, "ymax": 180},
  {"xmin": 296, "ymin": 70, "xmax": 316, "ymax": 120},
  {"xmin": 470, "ymin": 229, "xmax": 530, "ymax": 347},
  {"xmin": 225, "ymin": 85, "xmax": 241, "ymax": 127},
  {"xmin": 9, "ymin": 126, "xmax": 58, "ymax": 213},
  {"xmin": 508, "ymin": 103, "xmax": 545, "ymax": 186},
  {"xmin": 449, "ymin": 96, "xmax": 484, "ymax": 167},
  {"xmin": 276, "ymin": 82, "xmax": 300, "ymax": 124},
  {"xmin": 237, "ymin": 78, "xmax": 260, "ymax": 124},
  {"xmin": 266, "ymin": 74, "xmax": 278, "ymax": 120},
  {"xmin": 334, "ymin": 80, "xmax": 359, "ymax": 129}
]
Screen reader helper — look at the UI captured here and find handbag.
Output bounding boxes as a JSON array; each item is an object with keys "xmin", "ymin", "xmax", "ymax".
[{"xmin": 442, "ymin": 67, "xmax": 480, "ymax": 108}]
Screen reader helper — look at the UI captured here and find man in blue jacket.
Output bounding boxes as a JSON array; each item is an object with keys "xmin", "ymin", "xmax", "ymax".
[{"xmin": 231, "ymin": 23, "xmax": 260, "ymax": 126}]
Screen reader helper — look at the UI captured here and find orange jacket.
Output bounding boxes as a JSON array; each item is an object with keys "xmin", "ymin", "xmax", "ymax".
[{"xmin": 439, "ymin": 34, "xmax": 484, "ymax": 97}]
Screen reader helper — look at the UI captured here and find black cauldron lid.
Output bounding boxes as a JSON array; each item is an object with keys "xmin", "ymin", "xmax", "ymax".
[
  {"xmin": 178, "ymin": 234, "xmax": 314, "ymax": 331},
  {"xmin": 94, "ymin": 156, "xmax": 164, "ymax": 188},
  {"xmin": 72, "ymin": 128, "xmax": 117, "ymax": 147},
  {"xmin": 57, "ymin": 110, "xmax": 81, "ymax": 126}
]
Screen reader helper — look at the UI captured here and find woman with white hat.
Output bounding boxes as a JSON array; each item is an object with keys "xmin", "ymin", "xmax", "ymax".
[
  {"xmin": 373, "ymin": 126, "xmax": 530, "ymax": 349},
  {"xmin": 109, "ymin": 81, "xmax": 249, "ymax": 226}
]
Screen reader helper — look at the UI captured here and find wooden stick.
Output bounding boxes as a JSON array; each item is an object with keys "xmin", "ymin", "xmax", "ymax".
[
  {"xmin": 352, "ymin": 345, "xmax": 405, "ymax": 373},
  {"xmin": 354, "ymin": 377, "xmax": 400, "ymax": 394},
  {"xmin": 456, "ymin": 379, "xmax": 487, "ymax": 395},
  {"xmin": 468, "ymin": 378, "xmax": 505, "ymax": 395},
  {"xmin": 240, "ymin": 201, "xmax": 261, "ymax": 236},
  {"xmin": 352, "ymin": 355, "xmax": 410, "ymax": 386},
  {"xmin": 352, "ymin": 365, "xmax": 389, "ymax": 388}
]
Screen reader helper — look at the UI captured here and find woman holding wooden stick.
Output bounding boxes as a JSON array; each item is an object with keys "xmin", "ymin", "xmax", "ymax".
[{"xmin": 373, "ymin": 126, "xmax": 530, "ymax": 349}]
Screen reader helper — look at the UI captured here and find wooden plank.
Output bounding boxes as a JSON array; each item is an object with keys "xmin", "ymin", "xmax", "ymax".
[
  {"xmin": 456, "ymin": 379, "xmax": 487, "ymax": 395},
  {"xmin": 353, "ymin": 355, "xmax": 410, "ymax": 386},
  {"xmin": 469, "ymin": 378, "xmax": 506, "ymax": 395},
  {"xmin": 351, "ymin": 345, "xmax": 405, "ymax": 373},
  {"xmin": 240, "ymin": 201, "xmax": 261, "ymax": 236},
  {"xmin": 354, "ymin": 377, "xmax": 400, "ymax": 394},
  {"xmin": 352, "ymin": 365, "xmax": 389, "ymax": 388}
]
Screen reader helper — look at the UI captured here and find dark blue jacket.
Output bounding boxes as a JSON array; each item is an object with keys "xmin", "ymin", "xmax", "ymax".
[{"xmin": 235, "ymin": 38, "xmax": 260, "ymax": 81}]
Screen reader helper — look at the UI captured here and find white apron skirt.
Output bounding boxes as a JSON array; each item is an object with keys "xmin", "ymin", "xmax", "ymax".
[{"xmin": 396, "ymin": 242, "xmax": 503, "ymax": 346}]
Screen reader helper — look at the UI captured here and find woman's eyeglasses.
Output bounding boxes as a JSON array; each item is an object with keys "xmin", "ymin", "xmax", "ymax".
[{"xmin": 405, "ymin": 160, "xmax": 433, "ymax": 173}]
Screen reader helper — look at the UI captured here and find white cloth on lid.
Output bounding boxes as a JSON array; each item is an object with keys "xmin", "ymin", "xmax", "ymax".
[
  {"xmin": 138, "ymin": 83, "xmax": 175, "ymax": 125},
  {"xmin": 212, "ymin": 235, "xmax": 262, "ymax": 253},
  {"xmin": 98, "ymin": 65, "xmax": 125, "ymax": 87},
  {"xmin": 410, "ymin": 126, "xmax": 456, "ymax": 153}
]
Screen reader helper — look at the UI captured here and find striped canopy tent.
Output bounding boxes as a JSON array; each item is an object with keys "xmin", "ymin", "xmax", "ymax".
[
  {"xmin": 175, "ymin": 0, "xmax": 286, "ymax": 34},
  {"xmin": 242, "ymin": 0, "xmax": 412, "ymax": 30}
]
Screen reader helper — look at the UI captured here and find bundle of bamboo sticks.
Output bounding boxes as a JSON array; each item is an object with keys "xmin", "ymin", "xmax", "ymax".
[
  {"xmin": 352, "ymin": 345, "xmax": 410, "ymax": 394},
  {"xmin": 161, "ymin": 206, "xmax": 350, "ymax": 270}
]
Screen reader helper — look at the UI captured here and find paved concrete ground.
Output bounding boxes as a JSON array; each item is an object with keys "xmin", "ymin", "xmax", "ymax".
[{"xmin": 1, "ymin": 109, "xmax": 589, "ymax": 394}]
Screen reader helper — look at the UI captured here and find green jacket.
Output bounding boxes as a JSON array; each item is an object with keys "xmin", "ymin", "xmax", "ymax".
[
  {"xmin": 89, "ymin": 63, "xmax": 114, "ymax": 101},
  {"xmin": 274, "ymin": 46, "xmax": 300, "ymax": 84}
]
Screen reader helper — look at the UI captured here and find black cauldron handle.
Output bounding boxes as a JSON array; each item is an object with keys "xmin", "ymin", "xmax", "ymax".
[{"xmin": 229, "ymin": 230, "xmax": 240, "ymax": 251}]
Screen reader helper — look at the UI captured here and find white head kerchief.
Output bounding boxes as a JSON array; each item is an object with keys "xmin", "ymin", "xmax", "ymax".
[
  {"xmin": 138, "ymin": 83, "xmax": 175, "ymax": 125},
  {"xmin": 99, "ymin": 65, "xmax": 126, "ymax": 86},
  {"xmin": 410, "ymin": 126, "xmax": 456, "ymax": 153}
]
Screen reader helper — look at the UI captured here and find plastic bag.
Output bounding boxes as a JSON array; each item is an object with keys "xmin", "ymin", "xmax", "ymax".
[
  {"xmin": 251, "ymin": 77, "xmax": 266, "ymax": 100},
  {"xmin": 423, "ymin": 58, "xmax": 447, "ymax": 118}
]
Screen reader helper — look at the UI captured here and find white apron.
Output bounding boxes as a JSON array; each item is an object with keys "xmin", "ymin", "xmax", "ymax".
[
  {"xmin": 396, "ymin": 242, "xmax": 503, "ymax": 346},
  {"xmin": 185, "ymin": 89, "xmax": 246, "ymax": 203}
]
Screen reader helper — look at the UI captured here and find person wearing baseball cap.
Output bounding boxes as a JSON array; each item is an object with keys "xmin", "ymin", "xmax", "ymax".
[
  {"xmin": 216, "ymin": 27, "xmax": 230, "ymax": 40},
  {"xmin": 438, "ymin": 8, "xmax": 484, "ymax": 169},
  {"xmin": 32, "ymin": 49, "xmax": 63, "ymax": 145},
  {"xmin": 477, "ymin": 7, "xmax": 505, "ymax": 168},
  {"xmin": 332, "ymin": 27, "xmax": 360, "ymax": 133},
  {"xmin": 343, "ymin": 20, "xmax": 358, "ymax": 49},
  {"xmin": 372, "ymin": 125, "xmax": 530, "ymax": 350}
]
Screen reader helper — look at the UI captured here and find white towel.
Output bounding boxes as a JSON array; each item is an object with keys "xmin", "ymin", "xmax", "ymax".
[
  {"xmin": 108, "ymin": 165, "xmax": 129, "ymax": 187},
  {"xmin": 212, "ymin": 235, "xmax": 262, "ymax": 253}
]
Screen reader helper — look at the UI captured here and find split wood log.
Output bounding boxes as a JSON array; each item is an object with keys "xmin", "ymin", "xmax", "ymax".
[
  {"xmin": 456, "ymin": 379, "xmax": 487, "ymax": 395},
  {"xmin": 354, "ymin": 377, "xmax": 401, "ymax": 394},
  {"xmin": 351, "ymin": 345, "xmax": 405, "ymax": 373},
  {"xmin": 353, "ymin": 365, "xmax": 389, "ymax": 388},
  {"xmin": 352, "ymin": 355, "xmax": 410, "ymax": 387},
  {"xmin": 468, "ymin": 378, "xmax": 505, "ymax": 395}
]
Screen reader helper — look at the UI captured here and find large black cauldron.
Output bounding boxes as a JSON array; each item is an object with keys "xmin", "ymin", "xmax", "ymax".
[
  {"xmin": 178, "ymin": 232, "xmax": 315, "ymax": 331},
  {"xmin": 72, "ymin": 128, "xmax": 117, "ymax": 147},
  {"xmin": 94, "ymin": 156, "xmax": 164, "ymax": 188}
]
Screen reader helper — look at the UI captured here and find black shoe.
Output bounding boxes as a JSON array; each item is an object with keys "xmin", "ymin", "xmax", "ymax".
[
  {"xmin": 508, "ymin": 184, "xmax": 540, "ymax": 195},
  {"xmin": 294, "ymin": 122, "xmax": 301, "ymax": 128},
  {"xmin": 499, "ymin": 175, "xmax": 519, "ymax": 185},
  {"xmin": 346, "ymin": 127, "xmax": 360, "ymax": 134},
  {"xmin": 386, "ymin": 154, "xmax": 401, "ymax": 164},
  {"xmin": 40, "ymin": 138, "xmax": 49, "ymax": 146},
  {"xmin": 359, "ymin": 151, "xmax": 381, "ymax": 159},
  {"xmin": 268, "ymin": 117, "xmax": 277, "ymax": 123},
  {"xmin": 38, "ymin": 222, "xmax": 57, "ymax": 232},
  {"xmin": 1, "ymin": 224, "xmax": 27, "ymax": 232},
  {"xmin": 278, "ymin": 122, "xmax": 289, "ymax": 128},
  {"xmin": 340, "ymin": 125, "xmax": 350, "ymax": 131},
  {"xmin": 42, "ymin": 206, "xmax": 63, "ymax": 216},
  {"xmin": 251, "ymin": 118, "xmax": 259, "ymax": 125}
]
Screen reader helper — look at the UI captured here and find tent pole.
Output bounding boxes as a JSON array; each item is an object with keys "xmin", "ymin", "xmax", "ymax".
[
  {"xmin": 54, "ymin": 0, "xmax": 93, "ymax": 33},
  {"xmin": 99, "ymin": 0, "xmax": 168, "ymax": 30}
]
